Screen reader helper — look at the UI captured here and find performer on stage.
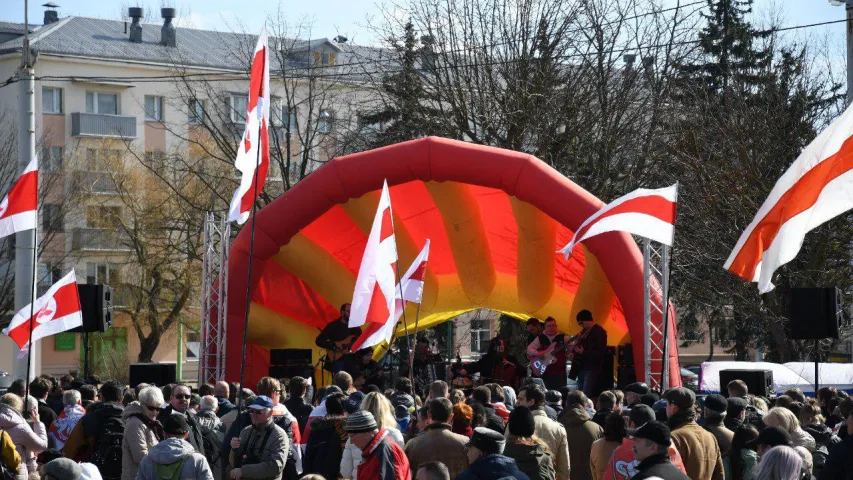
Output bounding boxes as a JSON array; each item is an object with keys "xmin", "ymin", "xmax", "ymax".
[
  {"xmin": 527, "ymin": 317, "xmax": 570, "ymax": 391},
  {"xmin": 469, "ymin": 337, "xmax": 526, "ymax": 390},
  {"xmin": 525, "ymin": 318, "xmax": 543, "ymax": 346},
  {"xmin": 315, "ymin": 303, "xmax": 361, "ymax": 373},
  {"xmin": 570, "ymin": 309, "xmax": 608, "ymax": 398},
  {"xmin": 349, "ymin": 347, "xmax": 385, "ymax": 390},
  {"xmin": 412, "ymin": 337, "xmax": 439, "ymax": 397}
]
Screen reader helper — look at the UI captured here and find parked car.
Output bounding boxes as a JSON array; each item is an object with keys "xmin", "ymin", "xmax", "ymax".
[{"xmin": 681, "ymin": 367, "xmax": 699, "ymax": 391}]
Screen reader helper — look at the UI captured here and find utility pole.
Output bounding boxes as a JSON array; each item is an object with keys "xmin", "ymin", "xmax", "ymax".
[{"xmin": 14, "ymin": 0, "xmax": 39, "ymax": 380}]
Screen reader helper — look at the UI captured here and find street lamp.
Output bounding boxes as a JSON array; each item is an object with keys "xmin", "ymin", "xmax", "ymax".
[{"xmin": 829, "ymin": 0, "xmax": 853, "ymax": 104}]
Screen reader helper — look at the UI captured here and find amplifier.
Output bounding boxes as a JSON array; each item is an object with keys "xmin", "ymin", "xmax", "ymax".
[
  {"xmin": 270, "ymin": 348, "xmax": 313, "ymax": 366},
  {"xmin": 719, "ymin": 369, "xmax": 774, "ymax": 397},
  {"xmin": 269, "ymin": 364, "xmax": 315, "ymax": 380}
]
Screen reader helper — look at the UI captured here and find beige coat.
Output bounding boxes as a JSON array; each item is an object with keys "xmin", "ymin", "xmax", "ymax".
[
  {"xmin": 120, "ymin": 402, "xmax": 159, "ymax": 480},
  {"xmin": 404, "ymin": 423, "xmax": 470, "ymax": 479},
  {"xmin": 558, "ymin": 405, "xmax": 603, "ymax": 480},
  {"xmin": 671, "ymin": 420, "xmax": 724, "ymax": 480},
  {"xmin": 529, "ymin": 408, "xmax": 570, "ymax": 480},
  {"xmin": 589, "ymin": 438, "xmax": 621, "ymax": 480}
]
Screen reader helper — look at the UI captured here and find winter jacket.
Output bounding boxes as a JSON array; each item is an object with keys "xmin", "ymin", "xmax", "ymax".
[
  {"xmin": 282, "ymin": 397, "xmax": 312, "ymax": 435},
  {"xmin": 135, "ymin": 437, "xmax": 214, "ymax": 480},
  {"xmin": 0, "ymin": 430, "xmax": 20, "ymax": 476},
  {"xmin": 503, "ymin": 442, "xmax": 555, "ymax": 480},
  {"xmin": 791, "ymin": 426, "xmax": 818, "ymax": 451},
  {"xmin": 222, "ymin": 406, "xmax": 300, "ymax": 480},
  {"xmin": 48, "ymin": 404, "xmax": 85, "ymax": 450},
  {"xmin": 559, "ymin": 404, "xmax": 603, "ymax": 480},
  {"xmin": 601, "ymin": 438, "xmax": 687, "ymax": 480},
  {"xmin": 63, "ymin": 401, "xmax": 124, "ymax": 462},
  {"xmin": 631, "ymin": 454, "xmax": 690, "ymax": 480},
  {"xmin": 303, "ymin": 415, "xmax": 347, "ymax": 480},
  {"xmin": 455, "ymin": 453, "xmax": 531, "ymax": 480},
  {"xmin": 670, "ymin": 420, "xmax": 724, "ymax": 480},
  {"xmin": 819, "ymin": 434, "xmax": 853, "ymax": 480},
  {"xmin": 476, "ymin": 403, "xmax": 506, "ymax": 434},
  {"xmin": 230, "ymin": 418, "xmax": 290, "ymax": 480},
  {"xmin": 589, "ymin": 438, "xmax": 621, "ymax": 480},
  {"xmin": 804, "ymin": 423, "xmax": 841, "ymax": 450},
  {"xmin": 341, "ymin": 438, "xmax": 362, "ymax": 480},
  {"xmin": 723, "ymin": 448, "xmax": 759, "ymax": 480},
  {"xmin": 703, "ymin": 420, "xmax": 734, "ymax": 456},
  {"xmin": 513, "ymin": 408, "xmax": 568, "ymax": 480},
  {"xmin": 196, "ymin": 409, "xmax": 223, "ymax": 434},
  {"xmin": 0, "ymin": 404, "xmax": 47, "ymax": 480},
  {"xmin": 404, "ymin": 423, "xmax": 469, "ymax": 478},
  {"xmin": 215, "ymin": 397, "xmax": 235, "ymax": 419},
  {"xmin": 37, "ymin": 400, "xmax": 57, "ymax": 434},
  {"xmin": 356, "ymin": 429, "xmax": 410, "ymax": 480},
  {"xmin": 121, "ymin": 402, "xmax": 160, "ymax": 480},
  {"xmin": 158, "ymin": 406, "xmax": 206, "ymax": 456}
]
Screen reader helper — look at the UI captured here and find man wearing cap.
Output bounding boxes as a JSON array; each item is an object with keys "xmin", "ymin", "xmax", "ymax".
[
  {"xmin": 702, "ymin": 394, "xmax": 734, "ymax": 456},
  {"xmin": 137, "ymin": 413, "xmax": 215, "ymax": 480},
  {"xmin": 745, "ymin": 425, "xmax": 792, "ymax": 458},
  {"xmin": 346, "ymin": 410, "xmax": 410, "ymax": 480},
  {"xmin": 602, "ymin": 404, "xmax": 687, "ymax": 480},
  {"xmin": 623, "ymin": 383, "xmax": 650, "ymax": 408},
  {"xmin": 405, "ymin": 398, "xmax": 469, "ymax": 479},
  {"xmin": 228, "ymin": 396, "xmax": 290, "ymax": 480},
  {"xmin": 456, "ymin": 427, "xmax": 530, "ymax": 480},
  {"xmin": 631, "ymin": 421, "xmax": 690, "ymax": 480},
  {"xmin": 665, "ymin": 387, "xmax": 724, "ymax": 480},
  {"xmin": 725, "ymin": 397, "xmax": 748, "ymax": 431}
]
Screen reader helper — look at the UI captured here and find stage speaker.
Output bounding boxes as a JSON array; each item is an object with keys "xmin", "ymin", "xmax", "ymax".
[
  {"xmin": 129, "ymin": 363, "xmax": 176, "ymax": 388},
  {"xmin": 719, "ymin": 369, "xmax": 773, "ymax": 397},
  {"xmin": 270, "ymin": 349, "xmax": 313, "ymax": 366},
  {"xmin": 618, "ymin": 344, "xmax": 634, "ymax": 367},
  {"xmin": 269, "ymin": 364, "xmax": 315, "ymax": 380},
  {"xmin": 70, "ymin": 284, "xmax": 114, "ymax": 333},
  {"xmin": 789, "ymin": 287, "xmax": 842, "ymax": 339}
]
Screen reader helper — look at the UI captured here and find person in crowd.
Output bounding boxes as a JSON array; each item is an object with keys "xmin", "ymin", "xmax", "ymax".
[
  {"xmin": 391, "ymin": 379, "xmax": 416, "ymax": 418},
  {"xmin": 793, "ymin": 446, "xmax": 815, "ymax": 480},
  {"xmin": 456, "ymin": 427, "xmax": 529, "ymax": 480},
  {"xmin": 834, "ymin": 397, "xmax": 853, "ymax": 439},
  {"xmin": 764, "ymin": 407, "xmax": 816, "ymax": 452},
  {"xmin": 503, "ymin": 387, "xmax": 517, "ymax": 411},
  {"xmin": 195, "ymin": 395, "xmax": 225, "ymax": 479},
  {"xmin": 303, "ymin": 392, "xmax": 347, "ymax": 479},
  {"xmin": 428, "ymin": 381, "xmax": 449, "ymax": 402},
  {"xmin": 283, "ymin": 377, "xmax": 313, "ymax": 434},
  {"xmin": 136, "ymin": 414, "xmax": 213, "ymax": 480},
  {"xmin": 629, "ymin": 421, "xmax": 690, "ymax": 480},
  {"xmin": 6, "ymin": 380, "xmax": 25, "ymax": 398},
  {"xmin": 526, "ymin": 318, "xmax": 543, "ymax": 347},
  {"xmin": 415, "ymin": 461, "xmax": 450, "ymax": 480},
  {"xmin": 819, "ymin": 405, "xmax": 853, "ymax": 480},
  {"xmin": 568, "ymin": 310, "xmax": 608, "ymax": 398},
  {"xmin": 515, "ymin": 385, "xmax": 569, "ymax": 479},
  {"xmin": 404, "ymin": 398, "xmax": 468, "ymax": 478},
  {"xmin": 344, "ymin": 410, "xmax": 410, "ymax": 479},
  {"xmin": 746, "ymin": 426, "xmax": 793, "ymax": 460},
  {"xmin": 486, "ymin": 384, "xmax": 511, "ymax": 421},
  {"xmin": 340, "ymin": 394, "xmax": 365, "ymax": 480},
  {"xmin": 221, "ymin": 392, "xmax": 254, "ymax": 436},
  {"xmin": 29, "ymin": 378, "xmax": 57, "ymax": 434},
  {"xmin": 817, "ymin": 387, "xmax": 841, "ymax": 428},
  {"xmin": 503, "ymin": 406, "xmax": 555, "ymax": 480},
  {"xmin": 214, "ymin": 382, "xmax": 235, "ymax": 419},
  {"xmin": 623, "ymin": 383, "xmax": 650, "ymax": 408},
  {"xmin": 0, "ymin": 393, "xmax": 47, "ymax": 480},
  {"xmin": 196, "ymin": 396, "xmax": 223, "ymax": 434},
  {"xmin": 361, "ymin": 392, "xmax": 404, "ymax": 447},
  {"xmin": 703, "ymin": 394, "xmax": 735, "ymax": 456},
  {"xmin": 527, "ymin": 317, "xmax": 571, "ymax": 391},
  {"xmin": 665, "ymin": 387, "xmax": 724, "ymax": 480},
  {"xmin": 79, "ymin": 384, "xmax": 97, "ymax": 403},
  {"xmin": 590, "ymin": 412, "xmax": 625, "ymax": 480},
  {"xmin": 43, "ymin": 457, "xmax": 82, "ymax": 479},
  {"xmin": 47, "ymin": 376, "xmax": 66, "ymax": 416},
  {"xmin": 558, "ymin": 389, "xmax": 602, "ymax": 480},
  {"xmin": 592, "ymin": 391, "xmax": 616, "ymax": 428},
  {"xmin": 0, "ymin": 419, "xmax": 20, "ymax": 478},
  {"xmin": 545, "ymin": 391, "xmax": 562, "ymax": 420},
  {"xmin": 800, "ymin": 401, "xmax": 839, "ymax": 470},
  {"xmin": 450, "ymin": 390, "xmax": 466, "ymax": 407},
  {"xmin": 727, "ymin": 397, "xmax": 750, "ymax": 431},
  {"xmin": 729, "ymin": 380, "xmax": 750, "ymax": 399},
  {"xmin": 48, "ymin": 390, "xmax": 84, "ymax": 450},
  {"xmin": 197, "ymin": 384, "xmax": 212, "ymax": 398},
  {"xmin": 227, "ymin": 396, "xmax": 289, "ymax": 480},
  {"xmin": 603, "ymin": 404, "xmax": 687, "ymax": 480},
  {"xmin": 120, "ymin": 386, "xmax": 164, "ymax": 480},
  {"xmin": 62, "ymin": 380, "xmax": 125, "ymax": 467},
  {"xmin": 724, "ymin": 423, "xmax": 760, "ymax": 480},
  {"xmin": 158, "ymin": 384, "xmax": 206, "ymax": 457},
  {"xmin": 469, "ymin": 337, "xmax": 526, "ymax": 392},
  {"xmin": 755, "ymin": 445, "xmax": 802, "ymax": 480},
  {"xmin": 469, "ymin": 386, "xmax": 505, "ymax": 434},
  {"xmin": 784, "ymin": 389, "xmax": 807, "ymax": 404},
  {"xmin": 334, "ymin": 372, "xmax": 357, "ymax": 396},
  {"xmin": 451, "ymin": 403, "xmax": 473, "ymax": 438}
]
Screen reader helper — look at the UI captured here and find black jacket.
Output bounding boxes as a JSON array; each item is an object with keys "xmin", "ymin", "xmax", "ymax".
[
  {"xmin": 283, "ymin": 397, "xmax": 313, "ymax": 434},
  {"xmin": 474, "ymin": 403, "xmax": 506, "ymax": 434},
  {"xmin": 819, "ymin": 435, "xmax": 853, "ymax": 480},
  {"xmin": 303, "ymin": 416, "xmax": 347, "ymax": 480},
  {"xmin": 315, "ymin": 318, "xmax": 361, "ymax": 350},
  {"xmin": 158, "ymin": 406, "xmax": 205, "ymax": 456},
  {"xmin": 576, "ymin": 324, "xmax": 607, "ymax": 373},
  {"xmin": 632, "ymin": 454, "xmax": 691, "ymax": 480},
  {"xmin": 215, "ymin": 396, "xmax": 235, "ymax": 418},
  {"xmin": 81, "ymin": 401, "xmax": 124, "ymax": 439},
  {"xmin": 455, "ymin": 453, "xmax": 531, "ymax": 480},
  {"xmin": 37, "ymin": 399, "xmax": 57, "ymax": 433}
]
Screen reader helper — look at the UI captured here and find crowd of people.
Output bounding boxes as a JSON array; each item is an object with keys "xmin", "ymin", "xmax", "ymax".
[{"xmin": 0, "ymin": 370, "xmax": 851, "ymax": 479}]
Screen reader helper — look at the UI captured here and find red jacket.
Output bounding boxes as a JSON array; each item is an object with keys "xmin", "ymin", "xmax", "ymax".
[
  {"xmin": 357, "ymin": 429, "xmax": 411, "ymax": 480},
  {"xmin": 602, "ymin": 437, "xmax": 686, "ymax": 480}
]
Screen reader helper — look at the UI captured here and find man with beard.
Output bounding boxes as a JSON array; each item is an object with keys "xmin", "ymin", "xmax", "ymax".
[
  {"xmin": 470, "ymin": 337, "xmax": 526, "ymax": 391},
  {"xmin": 316, "ymin": 303, "xmax": 361, "ymax": 374}
]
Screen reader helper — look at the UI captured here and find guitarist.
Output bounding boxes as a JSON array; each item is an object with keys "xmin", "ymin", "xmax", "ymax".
[
  {"xmin": 526, "ymin": 317, "xmax": 571, "ymax": 390},
  {"xmin": 315, "ymin": 303, "xmax": 361, "ymax": 373},
  {"xmin": 572, "ymin": 309, "xmax": 608, "ymax": 398}
]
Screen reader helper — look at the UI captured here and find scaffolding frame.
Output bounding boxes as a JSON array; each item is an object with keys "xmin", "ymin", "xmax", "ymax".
[
  {"xmin": 643, "ymin": 238, "xmax": 671, "ymax": 391},
  {"xmin": 199, "ymin": 213, "xmax": 230, "ymax": 385}
]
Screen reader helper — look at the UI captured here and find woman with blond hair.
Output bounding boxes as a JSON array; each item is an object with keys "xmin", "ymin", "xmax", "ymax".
[
  {"xmin": 0, "ymin": 394, "xmax": 46, "ymax": 480},
  {"xmin": 764, "ymin": 407, "xmax": 816, "ymax": 452}
]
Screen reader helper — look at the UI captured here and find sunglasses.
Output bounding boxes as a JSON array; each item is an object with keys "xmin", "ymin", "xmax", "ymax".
[
  {"xmin": 145, "ymin": 405, "xmax": 163, "ymax": 412},
  {"xmin": 173, "ymin": 395, "xmax": 191, "ymax": 400}
]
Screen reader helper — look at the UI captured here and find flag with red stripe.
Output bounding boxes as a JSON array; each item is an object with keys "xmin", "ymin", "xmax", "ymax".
[
  {"xmin": 228, "ymin": 26, "xmax": 270, "ymax": 224},
  {"xmin": 2, "ymin": 270, "xmax": 82, "ymax": 353},
  {"xmin": 725, "ymin": 104, "xmax": 853, "ymax": 293},
  {"xmin": 0, "ymin": 156, "xmax": 38, "ymax": 239},
  {"xmin": 558, "ymin": 184, "xmax": 678, "ymax": 259}
]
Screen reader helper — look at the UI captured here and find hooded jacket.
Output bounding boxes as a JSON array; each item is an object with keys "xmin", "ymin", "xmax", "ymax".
[
  {"xmin": 158, "ymin": 406, "xmax": 205, "ymax": 456},
  {"xmin": 503, "ymin": 442, "xmax": 555, "ymax": 480},
  {"xmin": 455, "ymin": 453, "xmax": 531, "ymax": 480},
  {"xmin": 121, "ymin": 402, "xmax": 160, "ymax": 480},
  {"xmin": 0, "ymin": 404, "xmax": 47, "ymax": 480},
  {"xmin": 135, "ymin": 437, "xmax": 214, "ymax": 480},
  {"xmin": 804, "ymin": 423, "xmax": 841, "ymax": 450},
  {"xmin": 215, "ymin": 397, "xmax": 235, "ymax": 419},
  {"xmin": 558, "ymin": 404, "xmax": 603, "ymax": 480}
]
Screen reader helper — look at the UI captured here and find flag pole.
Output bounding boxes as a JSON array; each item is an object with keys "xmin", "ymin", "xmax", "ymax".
[
  {"xmin": 24, "ymin": 217, "xmax": 38, "ymax": 398},
  {"xmin": 384, "ymin": 182, "xmax": 414, "ymax": 382},
  {"xmin": 408, "ymin": 292, "xmax": 425, "ymax": 382}
]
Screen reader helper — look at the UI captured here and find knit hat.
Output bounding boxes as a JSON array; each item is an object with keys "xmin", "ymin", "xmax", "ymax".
[
  {"xmin": 703, "ymin": 394, "xmax": 728, "ymax": 413},
  {"xmin": 633, "ymin": 420, "xmax": 672, "ymax": 447},
  {"xmin": 163, "ymin": 413, "xmax": 190, "ymax": 435},
  {"xmin": 344, "ymin": 391, "xmax": 366, "ymax": 414},
  {"xmin": 508, "ymin": 406, "xmax": 536, "ymax": 437},
  {"xmin": 468, "ymin": 427, "xmax": 506, "ymax": 455},
  {"xmin": 727, "ymin": 397, "xmax": 748, "ymax": 416},
  {"xmin": 346, "ymin": 410, "xmax": 378, "ymax": 433},
  {"xmin": 665, "ymin": 387, "xmax": 696, "ymax": 409},
  {"xmin": 44, "ymin": 458, "xmax": 82, "ymax": 479}
]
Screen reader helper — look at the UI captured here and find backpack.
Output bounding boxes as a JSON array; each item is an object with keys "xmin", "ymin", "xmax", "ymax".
[
  {"xmin": 90, "ymin": 415, "xmax": 125, "ymax": 480},
  {"xmin": 153, "ymin": 454, "xmax": 190, "ymax": 480},
  {"xmin": 201, "ymin": 427, "xmax": 223, "ymax": 470}
]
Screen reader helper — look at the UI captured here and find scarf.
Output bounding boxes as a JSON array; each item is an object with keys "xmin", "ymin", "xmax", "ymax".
[
  {"xmin": 49, "ymin": 404, "xmax": 86, "ymax": 449},
  {"xmin": 668, "ymin": 407, "xmax": 697, "ymax": 431},
  {"xmin": 129, "ymin": 412, "xmax": 166, "ymax": 441}
]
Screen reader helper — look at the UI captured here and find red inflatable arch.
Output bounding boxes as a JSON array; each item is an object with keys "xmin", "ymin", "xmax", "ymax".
[{"xmin": 223, "ymin": 137, "xmax": 680, "ymax": 388}]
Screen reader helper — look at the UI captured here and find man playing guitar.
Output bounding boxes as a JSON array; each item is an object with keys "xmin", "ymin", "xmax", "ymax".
[
  {"xmin": 526, "ymin": 317, "xmax": 570, "ymax": 390},
  {"xmin": 315, "ymin": 303, "xmax": 361, "ymax": 373},
  {"xmin": 572, "ymin": 309, "xmax": 608, "ymax": 398}
]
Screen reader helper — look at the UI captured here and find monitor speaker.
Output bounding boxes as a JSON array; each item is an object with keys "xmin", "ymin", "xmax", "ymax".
[
  {"xmin": 719, "ymin": 369, "xmax": 773, "ymax": 397},
  {"xmin": 129, "ymin": 363, "xmax": 176, "ymax": 388},
  {"xmin": 789, "ymin": 287, "xmax": 842, "ymax": 339},
  {"xmin": 270, "ymin": 349, "xmax": 313, "ymax": 366},
  {"xmin": 70, "ymin": 284, "xmax": 114, "ymax": 333},
  {"xmin": 269, "ymin": 364, "xmax": 315, "ymax": 380}
]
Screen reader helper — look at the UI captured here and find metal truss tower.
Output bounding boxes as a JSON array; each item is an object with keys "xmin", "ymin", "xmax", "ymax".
[
  {"xmin": 199, "ymin": 213, "xmax": 230, "ymax": 385},
  {"xmin": 643, "ymin": 238, "xmax": 671, "ymax": 391}
]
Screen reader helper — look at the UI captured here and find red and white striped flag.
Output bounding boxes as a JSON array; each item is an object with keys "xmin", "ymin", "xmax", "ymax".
[
  {"xmin": 0, "ymin": 156, "xmax": 38, "ymax": 239},
  {"xmin": 558, "ymin": 184, "xmax": 678, "ymax": 259},
  {"xmin": 2, "ymin": 270, "xmax": 82, "ymax": 353},
  {"xmin": 228, "ymin": 26, "xmax": 270, "ymax": 224},
  {"xmin": 725, "ymin": 104, "xmax": 853, "ymax": 293}
]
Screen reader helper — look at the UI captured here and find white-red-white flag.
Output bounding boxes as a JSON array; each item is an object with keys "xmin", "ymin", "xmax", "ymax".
[
  {"xmin": 228, "ymin": 26, "xmax": 270, "ymax": 224},
  {"xmin": 558, "ymin": 184, "xmax": 678, "ymax": 259},
  {"xmin": 725, "ymin": 103, "xmax": 853, "ymax": 293},
  {"xmin": 0, "ymin": 156, "xmax": 38, "ymax": 239},
  {"xmin": 352, "ymin": 239, "xmax": 430, "ymax": 351},
  {"xmin": 2, "ymin": 270, "xmax": 82, "ymax": 353}
]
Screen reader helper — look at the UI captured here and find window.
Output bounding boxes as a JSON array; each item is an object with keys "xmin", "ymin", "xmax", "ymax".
[
  {"xmin": 189, "ymin": 99, "xmax": 205, "ymax": 124},
  {"xmin": 230, "ymin": 94, "xmax": 248, "ymax": 123},
  {"xmin": 185, "ymin": 330, "xmax": 200, "ymax": 361},
  {"xmin": 42, "ymin": 87, "xmax": 62, "ymax": 114},
  {"xmin": 85, "ymin": 149, "xmax": 120, "ymax": 171},
  {"xmin": 470, "ymin": 319, "xmax": 491, "ymax": 354},
  {"xmin": 314, "ymin": 51, "xmax": 336, "ymax": 66},
  {"xmin": 144, "ymin": 95, "xmax": 164, "ymax": 121},
  {"xmin": 86, "ymin": 262, "xmax": 119, "ymax": 285},
  {"xmin": 40, "ymin": 263, "xmax": 62, "ymax": 286},
  {"xmin": 86, "ymin": 205, "xmax": 122, "ymax": 229},
  {"xmin": 43, "ymin": 204, "xmax": 63, "ymax": 232},
  {"xmin": 42, "ymin": 146, "xmax": 63, "ymax": 172},
  {"xmin": 282, "ymin": 106, "xmax": 296, "ymax": 131},
  {"xmin": 318, "ymin": 110, "xmax": 333, "ymax": 134},
  {"xmin": 85, "ymin": 91, "xmax": 119, "ymax": 115}
]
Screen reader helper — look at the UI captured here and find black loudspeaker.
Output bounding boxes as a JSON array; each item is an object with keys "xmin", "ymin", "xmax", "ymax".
[
  {"xmin": 269, "ymin": 364, "xmax": 315, "ymax": 380},
  {"xmin": 719, "ymin": 369, "xmax": 774, "ymax": 397},
  {"xmin": 270, "ymin": 349, "xmax": 313, "ymax": 366},
  {"xmin": 70, "ymin": 284, "xmax": 113, "ymax": 333},
  {"xmin": 615, "ymin": 344, "xmax": 636, "ymax": 388},
  {"xmin": 129, "ymin": 363, "xmax": 177, "ymax": 388},
  {"xmin": 789, "ymin": 287, "xmax": 842, "ymax": 339}
]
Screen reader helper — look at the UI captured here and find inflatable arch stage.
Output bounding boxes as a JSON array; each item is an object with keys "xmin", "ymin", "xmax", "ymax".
[{"xmin": 223, "ymin": 137, "xmax": 681, "ymax": 388}]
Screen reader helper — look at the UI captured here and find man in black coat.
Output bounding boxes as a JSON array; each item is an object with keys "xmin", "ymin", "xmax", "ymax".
[
  {"xmin": 631, "ymin": 421, "xmax": 690, "ymax": 480},
  {"xmin": 570, "ymin": 309, "xmax": 608, "ymax": 399},
  {"xmin": 158, "ymin": 384, "xmax": 206, "ymax": 456},
  {"xmin": 820, "ymin": 409, "xmax": 853, "ymax": 480},
  {"xmin": 283, "ymin": 376, "xmax": 313, "ymax": 434}
]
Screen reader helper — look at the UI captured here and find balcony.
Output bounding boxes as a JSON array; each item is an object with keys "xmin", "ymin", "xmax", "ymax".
[
  {"xmin": 73, "ymin": 171, "xmax": 119, "ymax": 195},
  {"xmin": 71, "ymin": 228, "xmax": 131, "ymax": 252},
  {"xmin": 71, "ymin": 112, "xmax": 137, "ymax": 138}
]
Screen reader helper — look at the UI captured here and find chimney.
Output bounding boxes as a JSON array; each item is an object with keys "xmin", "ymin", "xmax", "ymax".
[
  {"xmin": 623, "ymin": 54, "xmax": 636, "ymax": 72},
  {"xmin": 642, "ymin": 56, "xmax": 656, "ymax": 82},
  {"xmin": 160, "ymin": 8, "xmax": 176, "ymax": 48},
  {"xmin": 128, "ymin": 7, "xmax": 143, "ymax": 43},
  {"xmin": 42, "ymin": 2, "xmax": 60, "ymax": 25}
]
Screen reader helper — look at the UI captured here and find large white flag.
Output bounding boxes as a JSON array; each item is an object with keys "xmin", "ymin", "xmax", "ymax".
[
  {"xmin": 3, "ymin": 270, "xmax": 82, "ymax": 353},
  {"xmin": 0, "ymin": 156, "xmax": 38, "ymax": 239}
]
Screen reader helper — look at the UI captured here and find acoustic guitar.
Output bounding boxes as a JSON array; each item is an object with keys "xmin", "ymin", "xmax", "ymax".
[{"xmin": 325, "ymin": 333, "xmax": 358, "ymax": 361}]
